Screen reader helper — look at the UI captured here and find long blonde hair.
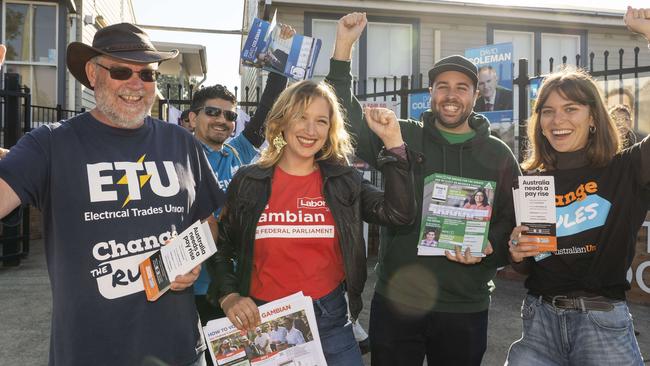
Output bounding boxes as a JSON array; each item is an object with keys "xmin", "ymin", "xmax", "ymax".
[
  {"xmin": 257, "ymin": 80, "xmax": 353, "ymax": 168},
  {"xmin": 522, "ymin": 68, "xmax": 620, "ymax": 171}
]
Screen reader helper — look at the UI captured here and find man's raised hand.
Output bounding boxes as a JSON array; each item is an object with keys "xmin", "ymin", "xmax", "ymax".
[
  {"xmin": 625, "ymin": 6, "xmax": 650, "ymax": 41},
  {"xmin": 364, "ymin": 107, "xmax": 404, "ymax": 149},
  {"xmin": 333, "ymin": 12, "xmax": 367, "ymax": 61}
]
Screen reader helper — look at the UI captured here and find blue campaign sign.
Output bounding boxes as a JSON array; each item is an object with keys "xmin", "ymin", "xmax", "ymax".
[
  {"xmin": 465, "ymin": 43, "xmax": 514, "ymax": 123},
  {"xmin": 409, "ymin": 92, "xmax": 430, "ymax": 120}
]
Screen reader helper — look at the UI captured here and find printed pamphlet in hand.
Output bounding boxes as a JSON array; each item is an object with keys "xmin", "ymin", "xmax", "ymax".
[
  {"xmin": 139, "ymin": 220, "xmax": 216, "ymax": 301},
  {"xmin": 203, "ymin": 292, "xmax": 327, "ymax": 366},
  {"xmin": 417, "ymin": 173, "xmax": 496, "ymax": 257},
  {"xmin": 512, "ymin": 176, "xmax": 557, "ymax": 252},
  {"xmin": 241, "ymin": 11, "xmax": 321, "ymax": 80}
]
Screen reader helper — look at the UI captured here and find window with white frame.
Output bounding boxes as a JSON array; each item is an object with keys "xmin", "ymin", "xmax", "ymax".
[
  {"xmin": 310, "ymin": 16, "xmax": 415, "ymax": 96},
  {"xmin": 311, "ymin": 19, "xmax": 359, "ymax": 81},
  {"xmin": 541, "ymin": 33, "xmax": 581, "ymax": 73},
  {"xmin": 492, "ymin": 27, "xmax": 584, "ymax": 125},
  {"xmin": 491, "ymin": 26, "xmax": 584, "ymax": 76},
  {"xmin": 366, "ymin": 22, "xmax": 412, "ymax": 93},
  {"xmin": 493, "ymin": 30, "xmax": 535, "ymax": 121},
  {"xmin": 3, "ymin": 1, "xmax": 58, "ymax": 107},
  {"xmin": 494, "ymin": 30, "xmax": 534, "ymax": 76}
]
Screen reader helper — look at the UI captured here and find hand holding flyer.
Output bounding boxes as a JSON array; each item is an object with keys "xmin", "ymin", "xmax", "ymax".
[
  {"xmin": 139, "ymin": 220, "xmax": 217, "ymax": 301},
  {"xmin": 512, "ymin": 176, "xmax": 557, "ymax": 253},
  {"xmin": 241, "ymin": 11, "xmax": 321, "ymax": 80},
  {"xmin": 417, "ymin": 173, "xmax": 496, "ymax": 257},
  {"xmin": 203, "ymin": 292, "xmax": 327, "ymax": 366}
]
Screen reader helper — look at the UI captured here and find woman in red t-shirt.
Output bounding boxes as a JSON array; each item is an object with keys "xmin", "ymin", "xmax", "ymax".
[{"xmin": 208, "ymin": 80, "xmax": 415, "ymax": 366}]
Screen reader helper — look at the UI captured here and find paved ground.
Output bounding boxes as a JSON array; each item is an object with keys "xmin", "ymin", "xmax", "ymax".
[{"xmin": 2, "ymin": 241, "xmax": 650, "ymax": 365}]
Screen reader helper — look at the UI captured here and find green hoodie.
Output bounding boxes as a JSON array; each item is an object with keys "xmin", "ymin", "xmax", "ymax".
[{"xmin": 327, "ymin": 59, "xmax": 521, "ymax": 313}]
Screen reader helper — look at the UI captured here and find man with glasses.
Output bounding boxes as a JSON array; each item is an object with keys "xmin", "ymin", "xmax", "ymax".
[
  {"xmin": 0, "ymin": 23, "xmax": 224, "ymax": 366},
  {"xmin": 188, "ymin": 80, "xmax": 287, "ymax": 191}
]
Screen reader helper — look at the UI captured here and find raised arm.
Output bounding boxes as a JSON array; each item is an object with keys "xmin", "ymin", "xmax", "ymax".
[
  {"xmin": 625, "ymin": 7, "xmax": 650, "ymax": 184},
  {"xmin": 326, "ymin": 13, "xmax": 385, "ymax": 167},
  {"xmin": 359, "ymin": 107, "xmax": 415, "ymax": 225},
  {"xmin": 624, "ymin": 6, "xmax": 650, "ymax": 41},
  {"xmin": 332, "ymin": 13, "xmax": 366, "ymax": 62},
  {"xmin": 241, "ymin": 72, "xmax": 287, "ymax": 147}
]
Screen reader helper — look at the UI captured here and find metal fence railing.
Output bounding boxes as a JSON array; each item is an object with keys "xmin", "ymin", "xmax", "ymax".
[
  {"xmin": 0, "ymin": 74, "xmax": 84, "ymax": 266},
  {"xmin": 158, "ymin": 83, "xmax": 262, "ymax": 123},
  {"xmin": 31, "ymin": 104, "xmax": 85, "ymax": 129}
]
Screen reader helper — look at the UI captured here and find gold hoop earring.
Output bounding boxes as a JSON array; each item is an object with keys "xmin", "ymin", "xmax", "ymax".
[
  {"xmin": 589, "ymin": 125, "xmax": 596, "ymax": 134},
  {"xmin": 273, "ymin": 134, "xmax": 287, "ymax": 150}
]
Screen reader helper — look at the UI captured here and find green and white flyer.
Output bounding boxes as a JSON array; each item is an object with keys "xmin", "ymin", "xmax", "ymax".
[{"xmin": 417, "ymin": 173, "xmax": 496, "ymax": 257}]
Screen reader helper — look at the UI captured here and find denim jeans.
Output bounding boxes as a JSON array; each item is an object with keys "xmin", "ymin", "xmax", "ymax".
[
  {"xmin": 506, "ymin": 294, "xmax": 643, "ymax": 366},
  {"xmin": 313, "ymin": 284, "xmax": 364, "ymax": 366}
]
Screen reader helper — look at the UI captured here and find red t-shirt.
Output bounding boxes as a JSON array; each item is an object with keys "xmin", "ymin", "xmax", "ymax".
[{"xmin": 249, "ymin": 166, "xmax": 345, "ymax": 301}]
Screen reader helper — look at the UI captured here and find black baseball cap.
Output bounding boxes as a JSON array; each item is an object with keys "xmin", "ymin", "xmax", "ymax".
[{"xmin": 428, "ymin": 55, "xmax": 478, "ymax": 87}]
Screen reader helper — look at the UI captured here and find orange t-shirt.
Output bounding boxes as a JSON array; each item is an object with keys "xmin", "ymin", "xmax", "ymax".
[{"xmin": 249, "ymin": 166, "xmax": 345, "ymax": 301}]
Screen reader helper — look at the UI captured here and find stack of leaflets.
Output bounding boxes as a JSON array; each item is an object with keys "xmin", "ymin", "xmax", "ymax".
[
  {"xmin": 512, "ymin": 176, "xmax": 557, "ymax": 252},
  {"xmin": 139, "ymin": 220, "xmax": 216, "ymax": 301},
  {"xmin": 203, "ymin": 292, "xmax": 327, "ymax": 366},
  {"xmin": 417, "ymin": 173, "xmax": 496, "ymax": 257},
  {"xmin": 241, "ymin": 11, "xmax": 321, "ymax": 80}
]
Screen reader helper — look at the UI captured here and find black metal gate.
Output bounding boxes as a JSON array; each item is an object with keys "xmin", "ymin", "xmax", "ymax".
[
  {"xmin": 0, "ymin": 73, "xmax": 84, "ymax": 266},
  {"xmin": 1, "ymin": 73, "xmax": 33, "ymax": 266}
]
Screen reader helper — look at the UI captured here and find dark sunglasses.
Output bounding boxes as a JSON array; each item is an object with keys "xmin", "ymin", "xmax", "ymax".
[
  {"xmin": 94, "ymin": 62, "xmax": 160, "ymax": 82},
  {"xmin": 196, "ymin": 106, "xmax": 238, "ymax": 122}
]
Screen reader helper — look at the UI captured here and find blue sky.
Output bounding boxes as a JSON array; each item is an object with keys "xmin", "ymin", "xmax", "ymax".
[
  {"xmin": 132, "ymin": 0, "xmax": 245, "ymax": 90},
  {"xmin": 131, "ymin": 0, "xmax": 648, "ymax": 90}
]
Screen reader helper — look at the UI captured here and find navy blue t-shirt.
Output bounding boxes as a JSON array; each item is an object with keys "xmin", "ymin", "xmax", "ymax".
[{"xmin": 0, "ymin": 112, "xmax": 225, "ymax": 366}]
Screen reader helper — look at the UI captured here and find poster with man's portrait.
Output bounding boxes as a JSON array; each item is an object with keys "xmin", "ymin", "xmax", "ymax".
[{"xmin": 465, "ymin": 43, "xmax": 515, "ymax": 147}]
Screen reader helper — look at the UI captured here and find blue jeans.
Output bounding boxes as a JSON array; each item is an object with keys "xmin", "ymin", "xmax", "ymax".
[
  {"xmin": 506, "ymin": 294, "xmax": 643, "ymax": 366},
  {"xmin": 313, "ymin": 284, "xmax": 364, "ymax": 366}
]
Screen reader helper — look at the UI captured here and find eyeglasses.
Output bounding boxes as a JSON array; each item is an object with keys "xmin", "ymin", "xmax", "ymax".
[
  {"xmin": 195, "ymin": 106, "xmax": 238, "ymax": 122},
  {"xmin": 94, "ymin": 62, "xmax": 160, "ymax": 82}
]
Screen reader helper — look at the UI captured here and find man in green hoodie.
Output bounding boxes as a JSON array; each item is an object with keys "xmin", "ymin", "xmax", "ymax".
[{"xmin": 326, "ymin": 13, "xmax": 521, "ymax": 366}]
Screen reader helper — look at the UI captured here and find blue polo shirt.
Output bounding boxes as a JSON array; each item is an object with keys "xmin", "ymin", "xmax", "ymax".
[{"xmin": 195, "ymin": 133, "xmax": 259, "ymax": 295}]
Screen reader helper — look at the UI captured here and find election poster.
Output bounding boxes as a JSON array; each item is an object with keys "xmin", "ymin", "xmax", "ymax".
[
  {"xmin": 417, "ymin": 173, "xmax": 496, "ymax": 257},
  {"xmin": 408, "ymin": 91, "xmax": 431, "ymax": 120},
  {"xmin": 465, "ymin": 43, "xmax": 515, "ymax": 147}
]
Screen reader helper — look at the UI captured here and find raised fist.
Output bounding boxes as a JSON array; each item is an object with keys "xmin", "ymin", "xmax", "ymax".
[
  {"xmin": 625, "ymin": 6, "xmax": 650, "ymax": 41},
  {"xmin": 364, "ymin": 107, "xmax": 404, "ymax": 149},
  {"xmin": 333, "ymin": 13, "xmax": 367, "ymax": 61}
]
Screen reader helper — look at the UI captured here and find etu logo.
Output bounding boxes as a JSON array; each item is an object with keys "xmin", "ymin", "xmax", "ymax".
[{"xmin": 87, "ymin": 154, "xmax": 180, "ymax": 207}]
